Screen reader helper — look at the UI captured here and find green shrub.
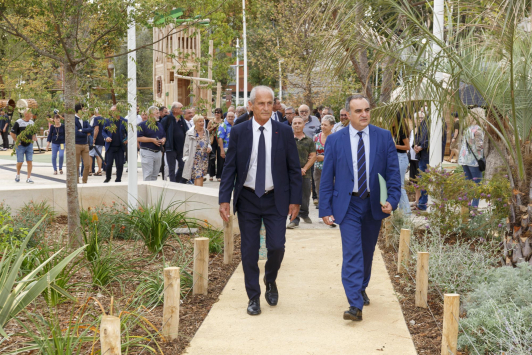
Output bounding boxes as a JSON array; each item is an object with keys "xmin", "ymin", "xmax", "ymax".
[
  {"xmin": 458, "ymin": 264, "xmax": 532, "ymax": 354},
  {"xmin": 201, "ymin": 227, "xmax": 224, "ymax": 254},
  {"xmin": 12, "ymin": 201, "xmax": 55, "ymax": 241},
  {"xmin": 80, "ymin": 202, "xmax": 136, "ymax": 240},
  {"xmin": 134, "ymin": 267, "xmax": 193, "ymax": 307},
  {"xmin": 121, "ymin": 197, "xmax": 191, "ymax": 254},
  {"xmin": 409, "ymin": 227, "xmax": 499, "ymax": 295}
]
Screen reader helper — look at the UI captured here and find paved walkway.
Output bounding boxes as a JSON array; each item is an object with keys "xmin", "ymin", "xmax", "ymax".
[{"xmin": 184, "ymin": 229, "xmax": 416, "ymax": 355}]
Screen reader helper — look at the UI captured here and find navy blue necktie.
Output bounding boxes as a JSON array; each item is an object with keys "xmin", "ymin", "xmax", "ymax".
[
  {"xmin": 255, "ymin": 126, "xmax": 266, "ymax": 197},
  {"xmin": 357, "ymin": 131, "xmax": 368, "ymax": 199}
]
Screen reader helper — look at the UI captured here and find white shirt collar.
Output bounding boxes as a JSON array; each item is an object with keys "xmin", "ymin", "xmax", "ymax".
[
  {"xmin": 252, "ymin": 117, "xmax": 272, "ymax": 132},
  {"xmin": 349, "ymin": 124, "xmax": 369, "ymax": 137}
]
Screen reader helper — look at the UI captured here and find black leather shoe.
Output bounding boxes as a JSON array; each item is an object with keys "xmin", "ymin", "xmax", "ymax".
[
  {"xmin": 343, "ymin": 307, "xmax": 363, "ymax": 321},
  {"xmin": 247, "ymin": 298, "xmax": 261, "ymax": 315},
  {"xmin": 361, "ymin": 290, "xmax": 370, "ymax": 306},
  {"xmin": 263, "ymin": 276, "xmax": 279, "ymax": 306},
  {"xmin": 103, "ymin": 179, "xmax": 110, "ymax": 183}
]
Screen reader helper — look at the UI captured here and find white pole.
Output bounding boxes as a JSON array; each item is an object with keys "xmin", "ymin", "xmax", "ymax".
[
  {"xmin": 236, "ymin": 39, "xmax": 240, "ymax": 107},
  {"xmin": 127, "ymin": 7, "xmax": 138, "ymax": 210},
  {"xmin": 242, "ymin": 0, "xmax": 248, "ymax": 106},
  {"xmin": 429, "ymin": 0, "xmax": 444, "ymax": 170}
]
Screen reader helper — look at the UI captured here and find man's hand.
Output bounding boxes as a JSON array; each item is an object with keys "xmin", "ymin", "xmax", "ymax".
[
  {"xmin": 152, "ymin": 138, "xmax": 161, "ymax": 146},
  {"xmin": 381, "ymin": 202, "xmax": 392, "ymax": 214},
  {"xmin": 322, "ymin": 215, "xmax": 335, "ymax": 225},
  {"xmin": 105, "ymin": 137, "xmax": 112, "ymax": 142},
  {"xmin": 288, "ymin": 204, "xmax": 300, "ymax": 222},
  {"xmin": 219, "ymin": 202, "xmax": 231, "ymax": 223},
  {"xmin": 220, "ymin": 151, "xmax": 226, "ymax": 159},
  {"xmin": 301, "ymin": 168, "xmax": 307, "ymax": 176}
]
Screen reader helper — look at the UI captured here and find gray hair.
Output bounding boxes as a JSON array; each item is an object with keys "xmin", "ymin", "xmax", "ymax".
[
  {"xmin": 249, "ymin": 85, "xmax": 275, "ymax": 104},
  {"xmin": 171, "ymin": 101, "xmax": 183, "ymax": 110},
  {"xmin": 322, "ymin": 107, "xmax": 334, "ymax": 116},
  {"xmin": 280, "ymin": 103, "xmax": 287, "ymax": 110},
  {"xmin": 345, "ymin": 94, "xmax": 370, "ymax": 112},
  {"xmin": 148, "ymin": 106, "xmax": 159, "ymax": 116},
  {"xmin": 285, "ymin": 106, "xmax": 295, "ymax": 113},
  {"xmin": 321, "ymin": 115, "xmax": 336, "ymax": 126},
  {"xmin": 235, "ymin": 106, "xmax": 246, "ymax": 116}
]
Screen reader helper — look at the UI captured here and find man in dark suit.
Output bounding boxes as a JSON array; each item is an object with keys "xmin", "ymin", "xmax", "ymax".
[
  {"xmin": 272, "ymin": 98, "xmax": 285, "ymax": 122},
  {"xmin": 319, "ymin": 94, "xmax": 401, "ymax": 322},
  {"xmin": 219, "ymin": 86, "xmax": 302, "ymax": 316},
  {"xmin": 234, "ymin": 105, "xmax": 252, "ymax": 126},
  {"xmin": 161, "ymin": 102, "xmax": 188, "ymax": 183},
  {"xmin": 102, "ymin": 105, "xmax": 128, "ymax": 183}
]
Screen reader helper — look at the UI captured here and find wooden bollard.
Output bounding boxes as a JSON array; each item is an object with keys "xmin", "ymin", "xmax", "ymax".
[
  {"xmin": 397, "ymin": 229, "xmax": 411, "ymax": 273},
  {"xmin": 441, "ymin": 294, "xmax": 460, "ymax": 355},
  {"xmin": 193, "ymin": 237, "xmax": 209, "ymax": 295},
  {"xmin": 415, "ymin": 252, "xmax": 429, "ymax": 308},
  {"xmin": 384, "ymin": 217, "xmax": 392, "ymax": 248},
  {"xmin": 162, "ymin": 267, "xmax": 180, "ymax": 341},
  {"xmin": 223, "ymin": 216, "xmax": 234, "ymax": 265},
  {"xmin": 100, "ymin": 315, "xmax": 121, "ymax": 355}
]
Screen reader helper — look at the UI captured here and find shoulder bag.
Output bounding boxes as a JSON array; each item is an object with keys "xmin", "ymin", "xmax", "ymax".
[{"xmin": 465, "ymin": 140, "xmax": 485, "ymax": 172}]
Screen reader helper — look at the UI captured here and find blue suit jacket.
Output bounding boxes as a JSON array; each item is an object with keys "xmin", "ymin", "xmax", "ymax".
[
  {"xmin": 318, "ymin": 124, "xmax": 402, "ymax": 224},
  {"xmin": 102, "ymin": 117, "xmax": 127, "ymax": 151},
  {"xmin": 219, "ymin": 118, "xmax": 303, "ymax": 216}
]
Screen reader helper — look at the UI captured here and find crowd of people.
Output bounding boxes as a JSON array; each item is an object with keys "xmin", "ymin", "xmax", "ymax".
[{"xmin": 1, "ymin": 96, "xmax": 485, "ymax": 216}]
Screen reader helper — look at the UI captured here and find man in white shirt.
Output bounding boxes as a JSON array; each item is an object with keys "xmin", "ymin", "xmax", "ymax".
[
  {"xmin": 219, "ymin": 86, "xmax": 302, "ymax": 316},
  {"xmin": 332, "ymin": 108, "xmax": 349, "ymax": 133}
]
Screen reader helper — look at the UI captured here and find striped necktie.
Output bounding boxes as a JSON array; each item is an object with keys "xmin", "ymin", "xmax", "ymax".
[{"xmin": 357, "ymin": 131, "xmax": 368, "ymax": 199}]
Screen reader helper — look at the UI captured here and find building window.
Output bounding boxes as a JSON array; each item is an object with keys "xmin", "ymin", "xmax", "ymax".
[{"xmin": 157, "ymin": 76, "xmax": 162, "ymax": 98}]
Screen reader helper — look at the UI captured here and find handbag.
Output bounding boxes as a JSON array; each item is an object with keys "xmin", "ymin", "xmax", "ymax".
[{"xmin": 465, "ymin": 140, "xmax": 485, "ymax": 172}]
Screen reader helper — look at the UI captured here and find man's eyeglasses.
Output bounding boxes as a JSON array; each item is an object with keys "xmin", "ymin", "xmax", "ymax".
[{"xmin": 299, "ymin": 110, "xmax": 309, "ymax": 113}]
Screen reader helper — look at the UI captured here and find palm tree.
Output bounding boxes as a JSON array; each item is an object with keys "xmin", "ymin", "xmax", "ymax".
[{"xmin": 311, "ymin": 0, "xmax": 532, "ymax": 264}]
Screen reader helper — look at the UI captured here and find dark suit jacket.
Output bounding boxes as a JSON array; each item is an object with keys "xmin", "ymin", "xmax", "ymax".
[
  {"xmin": 102, "ymin": 117, "xmax": 127, "ymax": 152},
  {"xmin": 161, "ymin": 114, "xmax": 187, "ymax": 155},
  {"xmin": 234, "ymin": 111, "xmax": 252, "ymax": 126},
  {"xmin": 273, "ymin": 111, "xmax": 286, "ymax": 123},
  {"xmin": 219, "ymin": 118, "xmax": 303, "ymax": 216},
  {"xmin": 318, "ymin": 124, "xmax": 401, "ymax": 224}
]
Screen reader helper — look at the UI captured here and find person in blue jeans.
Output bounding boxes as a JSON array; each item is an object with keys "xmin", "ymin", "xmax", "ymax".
[
  {"xmin": 10, "ymin": 110, "xmax": 36, "ymax": 183},
  {"xmin": 391, "ymin": 112, "xmax": 411, "ymax": 215},
  {"xmin": 46, "ymin": 114, "xmax": 65, "ymax": 175},
  {"xmin": 458, "ymin": 108, "xmax": 485, "ymax": 208},
  {"xmin": 413, "ymin": 111, "xmax": 429, "ymax": 210}
]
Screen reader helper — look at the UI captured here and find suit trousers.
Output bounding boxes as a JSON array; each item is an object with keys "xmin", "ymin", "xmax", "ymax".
[
  {"xmin": 339, "ymin": 195, "xmax": 382, "ymax": 310},
  {"xmin": 237, "ymin": 188, "xmax": 287, "ymax": 300},
  {"xmin": 1, "ymin": 130, "xmax": 9, "ymax": 149},
  {"xmin": 166, "ymin": 150, "xmax": 185, "ymax": 183},
  {"xmin": 75, "ymin": 144, "xmax": 91, "ymax": 183},
  {"xmin": 295, "ymin": 177, "xmax": 311, "ymax": 223},
  {"xmin": 105, "ymin": 146, "xmax": 124, "ymax": 181}
]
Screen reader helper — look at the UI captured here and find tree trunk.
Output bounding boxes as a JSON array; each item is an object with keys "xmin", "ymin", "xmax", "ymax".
[
  {"xmin": 484, "ymin": 137, "xmax": 507, "ymax": 181},
  {"xmin": 379, "ymin": 56, "xmax": 396, "ymax": 104},
  {"xmin": 63, "ymin": 63, "xmax": 83, "ymax": 246},
  {"xmin": 0, "ymin": 75, "xmax": 5, "ymax": 99},
  {"xmin": 348, "ymin": 49, "xmax": 374, "ymax": 106}
]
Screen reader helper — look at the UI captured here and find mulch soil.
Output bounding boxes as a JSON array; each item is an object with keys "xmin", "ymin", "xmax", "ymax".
[
  {"xmin": 378, "ymin": 233, "xmax": 446, "ymax": 355},
  {"xmin": 2, "ymin": 216, "xmax": 242, "ymax": 355}
]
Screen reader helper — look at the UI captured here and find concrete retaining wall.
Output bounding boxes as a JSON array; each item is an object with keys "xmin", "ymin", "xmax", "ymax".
[{"xmin": 0, "ymin": 181, "xmax": 237, "ymax": 231}]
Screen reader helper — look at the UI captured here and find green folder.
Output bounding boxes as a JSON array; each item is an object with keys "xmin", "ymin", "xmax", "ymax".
[{"xmin": 378, "ymin": 173, "xmax": 387, "ymax": 206}]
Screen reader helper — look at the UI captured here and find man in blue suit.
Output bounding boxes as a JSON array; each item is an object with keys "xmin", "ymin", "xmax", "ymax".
[
  {"xmin": 102, "ymin": 105, "xmax": 128, "ymax": 183},
  {"xmin": 219, "ymin": 86, "xmax": 302, "ymax": 316},
  {"xmin": 319, "ymin": 94, "xmax": 401, "ymax": 321}
]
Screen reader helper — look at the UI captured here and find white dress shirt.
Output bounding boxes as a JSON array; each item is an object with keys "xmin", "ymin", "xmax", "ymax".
[
  {"xmin": 349, "ymin": 124, "xmax": 370, "ymax": 193},
  {"xmin": 244, "ymin": 118, "xmax": 274, "ymax": 191},
  {"xmin": 332, "ymin": 121, "xmax": 345, "ymax": 133},
  {"xmin": 184, "ymin": 118, "xmax": 194, "ymax": 131},
  {"xmin": 271, "ymin": 111, "xmax": 282, "ymax": 122}
]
